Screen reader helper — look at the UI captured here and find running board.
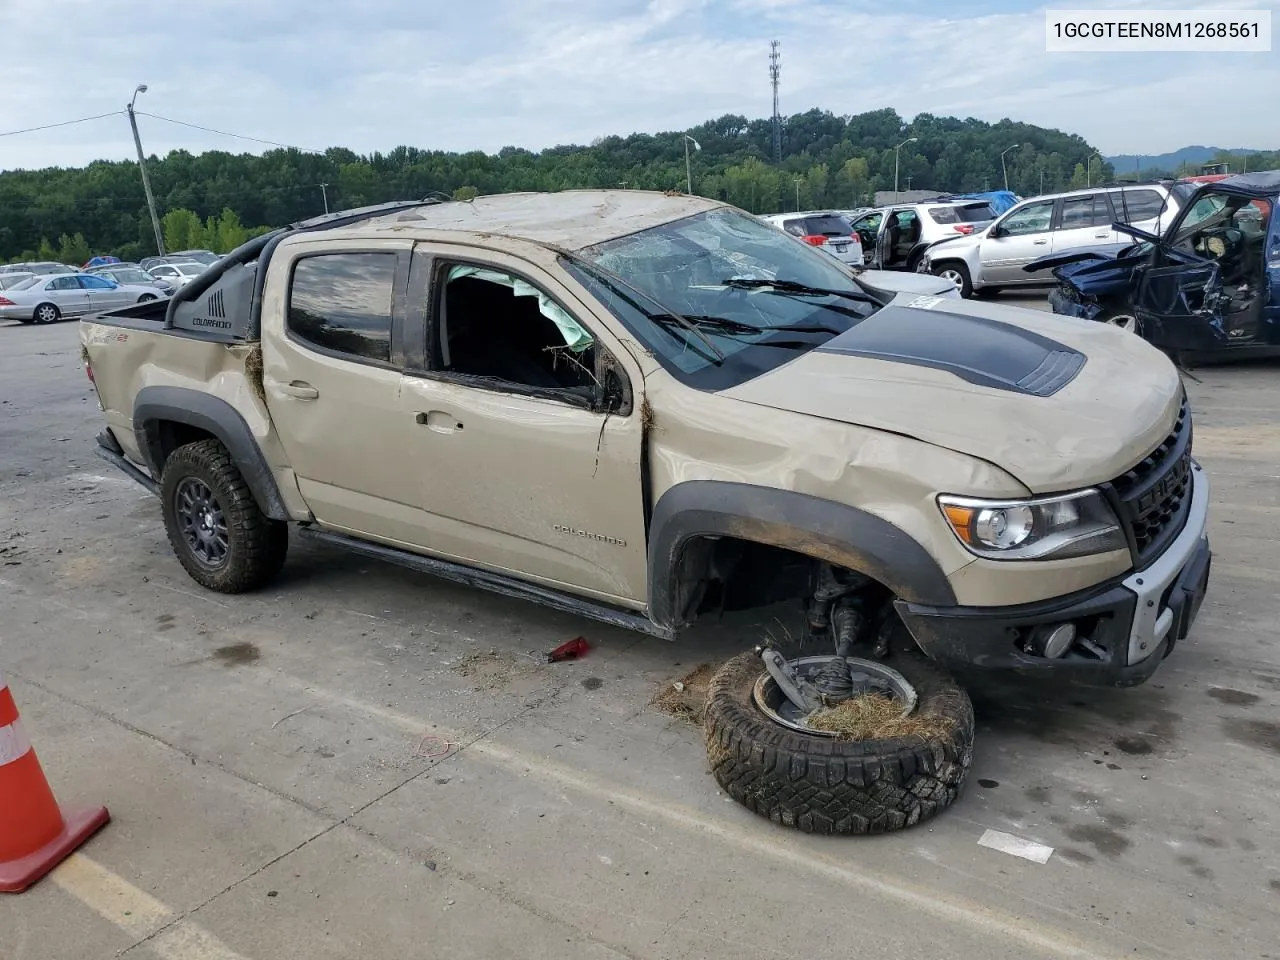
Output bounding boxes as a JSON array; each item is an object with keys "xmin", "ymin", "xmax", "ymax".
[
  {"xmin": 297, "ymin": 527, "xmax": 674, "ymax": 640},
  {"xmin": 94, "ymin": 431, "xmax": 159, "ymax": 495}
]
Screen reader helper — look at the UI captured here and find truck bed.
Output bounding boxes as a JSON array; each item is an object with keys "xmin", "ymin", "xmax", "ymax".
[{"xmin": 88, "ymin": 300, "xmax": 243, "ymax": 344}]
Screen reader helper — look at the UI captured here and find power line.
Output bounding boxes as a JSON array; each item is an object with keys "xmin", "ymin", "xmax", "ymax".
[
  {"xmin": 0, "ymin": 110, "xmax": 124, "ymax": 139},
  {"xmin": 134, "ymin": 111, "xmax": 324, "ymax": 154}
]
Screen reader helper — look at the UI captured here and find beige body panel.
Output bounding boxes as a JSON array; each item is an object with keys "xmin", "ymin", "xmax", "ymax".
[
  {"xmin": 723, "ymin": 294, "xmax": 1183, "ymax": 493},
  {"xmin": 82, "ymin": 190, "xmax": 1189, "ymax": 620},
  {"xmin": 79, "ymin": 319, "xmax": 312, "ymax": 520}
]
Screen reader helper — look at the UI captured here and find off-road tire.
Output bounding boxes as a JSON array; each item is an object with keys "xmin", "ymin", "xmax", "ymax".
[
  {"xmin": 703, "ymin": 649, "xmax": 974, "ymax": 835},
  {"xmin": 160, "ymin": 439, "xmax": 287, "ymax": 593}
]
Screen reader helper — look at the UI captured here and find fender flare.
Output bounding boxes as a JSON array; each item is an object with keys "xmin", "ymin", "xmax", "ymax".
[
  {"xmin": 647, "ymin": 481, "xmax": 956, "ymax": 629},
  {"xmin": 133, "ymin": 385, "xmax": 289, "ymax": 520}
]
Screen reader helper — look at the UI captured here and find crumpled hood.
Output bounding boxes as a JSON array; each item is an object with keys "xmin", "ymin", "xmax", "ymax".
[{"xmin": 723, "ymin": 293, "xmax": 1183, "ymax": 492}]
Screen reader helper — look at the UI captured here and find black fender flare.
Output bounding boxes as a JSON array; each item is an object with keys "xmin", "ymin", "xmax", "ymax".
[
  {"xmin": 133, "ymin": 385, "xmax": 289, "ymax": 520},
  {"xmin": 647, "ymin": 481, "xmax": 956, "ymax": 629}
]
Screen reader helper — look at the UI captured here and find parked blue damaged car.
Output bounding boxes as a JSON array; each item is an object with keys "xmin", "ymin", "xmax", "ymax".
[{"xmin": 1028, "ymin": 172, "xmax": 1280, "ymax": 362}]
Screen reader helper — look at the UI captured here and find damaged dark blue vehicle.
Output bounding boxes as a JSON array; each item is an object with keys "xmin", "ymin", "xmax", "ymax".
[{"xmin": 1031, "ymin": 172, "xmax": 1280, "ymax": 362}]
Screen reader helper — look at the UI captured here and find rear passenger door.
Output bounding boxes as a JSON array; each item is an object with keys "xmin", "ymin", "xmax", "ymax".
[
  {"xmin": 1051, "ymin": 193, "xmax": 1117, "ymax": 258},
  {"xmin": 259, "ymin": 239, "xmax": 433, "ymax": 545},
  {"xmin": 46, "ymin": 276, "xmax": 92, "ymax": 315}
]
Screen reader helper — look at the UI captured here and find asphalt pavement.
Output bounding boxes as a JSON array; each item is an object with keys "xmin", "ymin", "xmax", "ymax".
[{"xmin": 2, "ymin": 294, "xmax": 1279, "ymax": 960}]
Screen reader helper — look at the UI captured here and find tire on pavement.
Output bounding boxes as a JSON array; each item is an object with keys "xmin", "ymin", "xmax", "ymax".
[
  {"xmin": 703, "ymin": 648, "xmax": 974, "ymax": 835},
  {"xmin": 160, "ymin": 438, "xmax": 288, "ymax": 593},
  {"xmin": 929, "ymin": 261, "xmax": 972, "ymax": 298},
  {"xmin": 33, "ymin": 302, "xmax": 60, "ymax": 324}
]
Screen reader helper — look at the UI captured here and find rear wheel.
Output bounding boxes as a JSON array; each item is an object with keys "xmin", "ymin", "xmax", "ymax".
[
  {"xmin": 33, "ymin": 302, "xmax": 60, "ymax": 324},
  {"xmin": 138, "ymin": 294, "xmax": 158, "ymax": 302},
  {"xmin": 930, "ymin": 261, "xmax": 972, "ymax": 298},
  {"xmin": 703, "ymin": 646, "xmax": 974, "ymax": 835},
  {"xmin": 160, "ymin": 439, "xmax": 288, "ymax": 593}
]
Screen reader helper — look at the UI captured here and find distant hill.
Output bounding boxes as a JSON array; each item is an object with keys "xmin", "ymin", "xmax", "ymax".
[{"xmin": 1105, "ymin": 145, "xmax": 1267, "ymax": 172}]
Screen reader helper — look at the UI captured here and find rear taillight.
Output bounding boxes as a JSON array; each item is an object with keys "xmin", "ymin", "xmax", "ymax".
[
  {"xmin": 0, "ymin": 296, "xmax": 13, "ymax": 306},
  {"xmin": 953, "ymin": 224, "xmax": 975, "ymax": 234},
  {"xmin": 801, "ymin": 235, "xmax": 827, "ymax": 246},
  {"xmin": 85, "ymin": 362, "xmax": 94, "ymax": 383}
]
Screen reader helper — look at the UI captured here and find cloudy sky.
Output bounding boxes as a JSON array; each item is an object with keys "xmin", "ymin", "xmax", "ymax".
[{"xmin": 0, "ymin": 0, "xmax": 1274, "ymax": 171}]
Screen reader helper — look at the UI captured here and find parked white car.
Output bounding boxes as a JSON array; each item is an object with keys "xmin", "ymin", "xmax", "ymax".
[
  {"xmin": 759, "ymin": 211, "xmax": 864, "ymax": 267},
  {"xmin": 147, "ymin": 261, "xmax": 207, "ymax": 289},
  {"xmin": 918, "ymin": 181, "xmax": 1192, "ymax": 297},
  {"xmin": 0, "ymin": 272, "xmax": 162, "ymax": 324}
]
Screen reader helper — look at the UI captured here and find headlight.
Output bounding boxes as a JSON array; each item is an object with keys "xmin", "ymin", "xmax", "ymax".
[{"xmin": 938, "ymin": 489, "xmax": 1125, "ymax": 561}]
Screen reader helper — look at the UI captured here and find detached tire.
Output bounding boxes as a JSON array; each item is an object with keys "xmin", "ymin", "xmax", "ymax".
[
  {"xmin": 704, "ymin": 650, "xmax": 974, "ymax": 835},
  {"xmin": 160, "ymin": 439, "xmax": 288, "ymax": 593}
]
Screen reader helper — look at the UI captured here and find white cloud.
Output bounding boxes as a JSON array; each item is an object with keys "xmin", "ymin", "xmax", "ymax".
[{"xmin": 0, "ymin": 0, "xmax": 1274, "ymax": 171}]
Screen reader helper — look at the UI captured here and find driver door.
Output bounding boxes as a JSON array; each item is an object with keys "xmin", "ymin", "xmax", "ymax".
[
  {"xmin": 398, "ymin": 246, "xmax": 649, "ymax": 606},
  {"xmin": 1134, "ymin": 261, "xmax": 1223, "ymax": 350}
]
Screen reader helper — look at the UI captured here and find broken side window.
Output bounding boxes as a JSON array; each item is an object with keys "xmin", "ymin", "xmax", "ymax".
[{"xmin": 435, "ymin": 264, "xmax": 599, "ymax": 402}]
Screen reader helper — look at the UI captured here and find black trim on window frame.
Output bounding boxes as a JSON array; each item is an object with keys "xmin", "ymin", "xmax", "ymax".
[
  {"xmin": 282, "ymin": 248, "xmax": 410, "ymax": 372},
  {"xmin": 401, "ymin": 250, "xmax": 629, "ymax": 415}
]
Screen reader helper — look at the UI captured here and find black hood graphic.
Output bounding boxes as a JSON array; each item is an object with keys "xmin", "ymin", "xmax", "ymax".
[{"xmin": 815, "ymin": 304, "xmax": 1086, "ymax": 397}]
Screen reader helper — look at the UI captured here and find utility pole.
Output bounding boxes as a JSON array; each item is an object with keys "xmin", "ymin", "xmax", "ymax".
[
  {"xmin": 684, "ymin": 136, "xmax": 700, "ymax": 195},
  {"xmin": 127, "ymin": 84, "xmax": 165, "ymax": 256},
  {"xmin": 893, "ymin": 136, "xmax": 917, "ymax": 203},
  {"xmin": 1040, "ymin": 169, "xmax": 1045, "ymax": 194},
  {"xmin": 794, "ymin": 177, "xmax": 802, "ymax": 211},
  {"xmin": 769, "ymin": 41, "xmax": 782, "ymax": 163},
  {"xmin": 319, "ymin": 183, "xmax": 329, "ymax": 214},
  {"xmin": 905, "ymin": 176, "xmax": 913, "ymax": 191},
  {"xmin": 1000, "ymin": 143, "xmax": 1020, "ymax": 191}
]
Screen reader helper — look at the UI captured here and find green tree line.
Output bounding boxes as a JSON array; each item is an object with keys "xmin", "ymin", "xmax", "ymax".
[{"xmin": 2, "ymin": 107, "xmax": 1118, "ymax": 263}]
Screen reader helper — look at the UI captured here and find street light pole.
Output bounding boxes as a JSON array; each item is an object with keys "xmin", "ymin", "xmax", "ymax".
[
  {"xmin": 794, "ymin": 177, "xmax": 802, "ymax": 211},
  {"xmin": 1086, "ymin": 151, "xmax": 1101, "ymax": 187},
  {"xmin": 1000, "ymin": 144, "xmax": 1021, "ymax": 191},
  {"xmin": 319, "ymin": 183, "xmax": 329, "ymax": 214},
  {"xmin": 127, "ymin": 84, "xmax": 165, "ymax": 256},
  {"xmin": 684, "ymin": 136, "xmax": 701, "ymax": 195},
  {"xmin": 894, "ymin": 136, "xmax": 917, "ymax": 203}
]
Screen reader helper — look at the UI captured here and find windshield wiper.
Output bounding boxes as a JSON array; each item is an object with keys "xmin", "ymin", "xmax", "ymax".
[
  {"xmin": 721, "ymin": 277, "xmax": 881, "ymax": 304},
  {"xmin": 647, "ymin": 313, "xmax": 845, "ymax": 337}
]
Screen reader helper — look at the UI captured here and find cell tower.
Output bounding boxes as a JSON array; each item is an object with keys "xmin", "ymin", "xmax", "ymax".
[{"xmin": 769, "ymin": 40, "xmax": 781, "ymax": 163}]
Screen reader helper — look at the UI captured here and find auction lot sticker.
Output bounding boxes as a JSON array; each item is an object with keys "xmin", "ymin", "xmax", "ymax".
[{"xmin": 1045, "ymin": 9, "xmax": 1271, "ymax": 51}]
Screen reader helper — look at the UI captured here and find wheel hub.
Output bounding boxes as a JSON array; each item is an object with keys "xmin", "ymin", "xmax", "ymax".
[
  {"xmin": 175, "ymin": 478, "xmax": 229, "ymax": 568},
  {"xmin": 753, "ymin": 655, "xmax": 918, "ymax": 737}
]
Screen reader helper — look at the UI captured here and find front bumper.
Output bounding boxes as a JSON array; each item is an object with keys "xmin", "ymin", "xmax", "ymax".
[{"xmin": 897, "ymin": 462, "xmax": 1211, "ymax": 687}]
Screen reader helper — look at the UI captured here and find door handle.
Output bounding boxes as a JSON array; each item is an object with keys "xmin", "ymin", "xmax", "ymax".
[
  {"xmin": 415, "ymin": 411, "xmax": 463, "ymax": 433},
  {"xmin": 1094, "ymin": 232, "xmax": 1110, "ymax": 238},
  {"xmin": 278, "ymin": 381, "xmax": 319, "ymax": 400},
  {"xmin": 1033, "ymin": 239, "xmax": 1048, "ymax": 245}
]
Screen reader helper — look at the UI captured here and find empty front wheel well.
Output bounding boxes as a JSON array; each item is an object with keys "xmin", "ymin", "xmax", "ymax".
[{"xmin": 672, "ymin": 535, "xmax": 895, "ymax": 623}]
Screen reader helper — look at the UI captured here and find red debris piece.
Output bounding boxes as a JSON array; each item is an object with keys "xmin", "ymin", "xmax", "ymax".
[{"xmin": 546, "ymin": 637, "xmax": 590, "ymax": 663}]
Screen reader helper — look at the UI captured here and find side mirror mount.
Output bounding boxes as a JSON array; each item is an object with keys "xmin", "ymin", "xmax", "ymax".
[
  {"xmin": 598, "ymin": 364, "xmax": 631, "ymax": 415},
  {"xmin": 989, "ymin": 224, "xmax": 1007, "ymax": 239}
]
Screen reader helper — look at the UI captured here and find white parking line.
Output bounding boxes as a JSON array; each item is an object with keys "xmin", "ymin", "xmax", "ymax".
[{"xmin": 50, "ymin": 854, "xmax": 251, "ymax": 960}]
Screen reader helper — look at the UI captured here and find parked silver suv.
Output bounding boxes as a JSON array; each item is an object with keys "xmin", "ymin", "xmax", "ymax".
[{"xmin": 918, "ymin": 181, "xmax": 1192, "ymax": 297}]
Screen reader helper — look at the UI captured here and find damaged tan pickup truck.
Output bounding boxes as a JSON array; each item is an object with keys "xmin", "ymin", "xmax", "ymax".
[{"xmin": 82, "ymin": 192, "xmax": 1211, "ymax": 835}]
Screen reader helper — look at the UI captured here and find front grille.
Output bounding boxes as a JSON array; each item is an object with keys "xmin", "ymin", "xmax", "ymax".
[{"xmin": 1106, "ymin": 395, "xmax": 1193, "ymax": 566}]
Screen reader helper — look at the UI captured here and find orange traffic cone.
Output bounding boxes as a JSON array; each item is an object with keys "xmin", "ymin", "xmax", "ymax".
[{"xmin": 0, "ymin": 673, "xmax": 109, "ymax": 893}]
